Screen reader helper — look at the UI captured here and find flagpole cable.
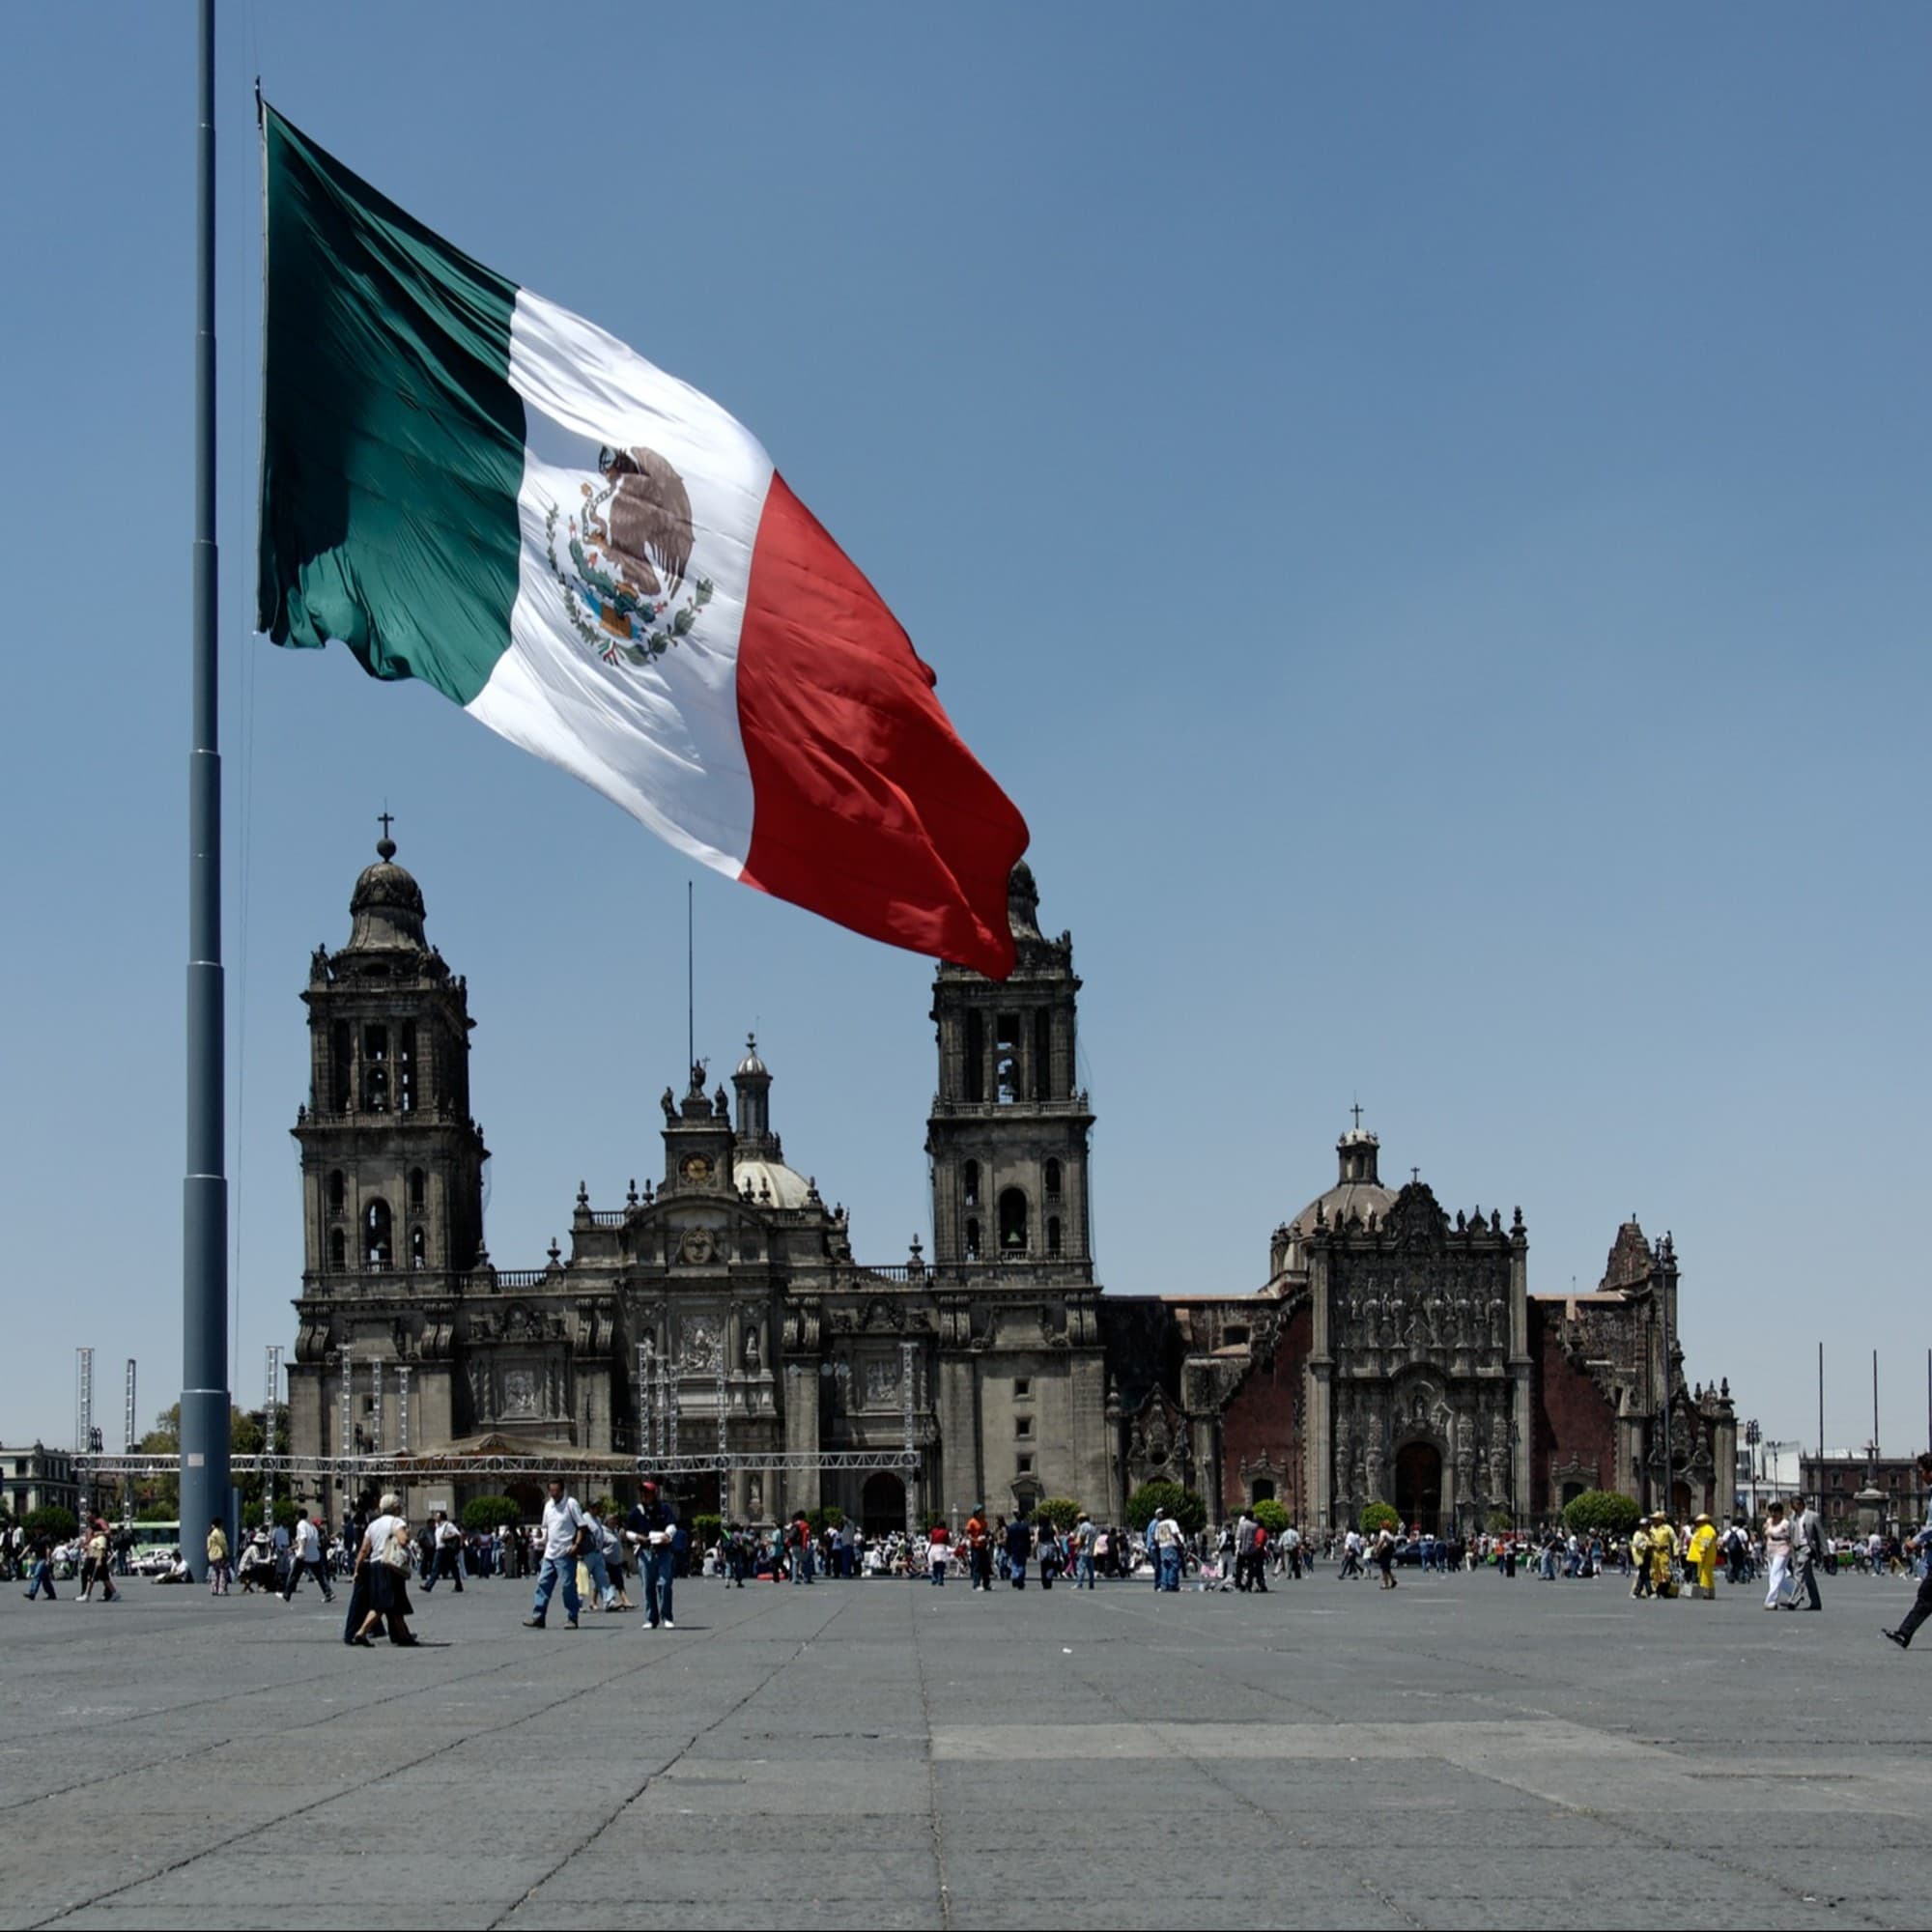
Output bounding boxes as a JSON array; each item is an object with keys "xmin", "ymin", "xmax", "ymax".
[{"xmin": 687, "ymin": 879, "xmax": 695, "ymax": 1076}]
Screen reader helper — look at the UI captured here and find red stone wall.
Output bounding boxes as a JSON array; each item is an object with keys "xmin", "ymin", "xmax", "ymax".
[
  {"xmin": 1216, "ymin": 1304, "xmax": 1312, "ymax": 1516},
  {"xmin": 1528, "ymin": 1301, "xmax": 1619, "ymax": 1518}
]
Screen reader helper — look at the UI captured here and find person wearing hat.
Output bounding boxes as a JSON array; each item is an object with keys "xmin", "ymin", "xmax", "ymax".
[
  {"xmin": 626, "ymin": 1480, "xmax": 678, "ymax": 1630},
  {"xmin": 1686, "ymin": 1514, "xmax": 1718, "ymax": 1601},
  {"xmin": 1647, "ymin": 1512, "xmax": 1678, "ymax": 1600}
]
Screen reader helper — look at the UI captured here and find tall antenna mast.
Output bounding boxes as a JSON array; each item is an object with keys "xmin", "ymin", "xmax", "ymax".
[{"xmin": 687, "ymin": 879, "xmax": 695, "ymax": 1076}]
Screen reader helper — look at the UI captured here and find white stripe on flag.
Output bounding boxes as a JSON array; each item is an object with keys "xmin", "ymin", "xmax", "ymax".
[{"xmin": 469, "ymin": 288, "xmax": 775, "ymax": 875}]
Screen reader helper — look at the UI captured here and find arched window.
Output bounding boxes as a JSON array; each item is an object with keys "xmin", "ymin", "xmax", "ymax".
[
  {"xmin": 963, "ymin": 1160, "xmax": 980, "ymax": 1209},
  {"xmin": 964, "ymin": 1011, "xmax": 985, "ymax": 1102},
  {"xmin": 362, "ymin": 1025, "xmax": 389, "ymax": 1112},
  {"xmin": 1046, "ymin": 1215, "xmax": 1062, "ymax": 1258},
  {"xmin": 999, "ymin": 1187, "xmax": 1028, "ymax": 1254},
  {"xmin": 328, "ymin": 1229, "xmax": 346, "ymax": 1271},
  {"xmin": 411, "ymin": 1226, "xmax": 427, "ymax": 1270},
  {"xmin": 329, "ymin": 1021, "xmax": 352, "ymax": 1112},
  {"xmin": 1034, "ymin": 1009, "xmax": 1052, "ymax": 1099},
  {"xmin": 965, "ymin": 1217, "xmax": 981, "ymax": 1261},
  {"xmin": 1044, "ymin": 1158, "xmax": 1062, "ymax": 1198},
  {"xmin": 363, "ymin": 1198, "xmax": 392, "ymax": 1268},
  {"xmin": 994, "ymin": 1012, "xmax": 1020, "ymax": 1104},
  {"xmin": 327, "ymin": 1170, "xmax": 346, "ymax": 1213},
  {"xmin": 409, "ymin": 1167, "xmax": 426, "ymax": 1211}
]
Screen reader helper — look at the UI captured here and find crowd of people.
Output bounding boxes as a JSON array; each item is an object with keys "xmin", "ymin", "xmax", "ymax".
[{"xmin": 12, "ymin": 1448, "xmax": 1931, "ymax": 1657}]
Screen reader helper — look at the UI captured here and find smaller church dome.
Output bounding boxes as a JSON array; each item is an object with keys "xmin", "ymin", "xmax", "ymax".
[
  {"xmin": 735, "ymin": 1033, "xmax": 768, "ymax": 1079},
  {"xmin": 733, "ymin": 1156, "xmax": 811, "ymax": 1209},
  {"xmin": 347, "ymin": 831, "xmax": 427, "ymax": 952},
  {"xmin": 1276, "ymin": 1120, "xmax": 1398, "ymax": 1274}
]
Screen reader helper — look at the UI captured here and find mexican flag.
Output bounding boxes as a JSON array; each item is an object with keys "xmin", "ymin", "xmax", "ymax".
[{"xmin": 256, "ymin": 105, "xmax": 1027, "ymax": 979}]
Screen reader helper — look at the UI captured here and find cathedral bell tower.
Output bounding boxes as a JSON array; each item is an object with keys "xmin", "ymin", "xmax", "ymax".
[
  {"xmin": 926, "ymin": 861, "xmax": 1094, "ymax": 1272},
  {"xmin": 293, "ymin": 829, "xmax": 487, "ymax": 1288}
]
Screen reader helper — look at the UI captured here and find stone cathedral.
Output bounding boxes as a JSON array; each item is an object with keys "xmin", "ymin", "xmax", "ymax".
[{"xmin": 286, "ymin": 835, "xmax": 1736, "ymax": 1534}]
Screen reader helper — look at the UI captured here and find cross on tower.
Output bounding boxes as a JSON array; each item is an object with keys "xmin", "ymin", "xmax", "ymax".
[
  {"xmin": 378, "ymin": 810, "xmax": 395, "ymax": 841},
  {"xmin": 1350, "ymin": 1101, "xmax": 1363, "ymax": 1131}
]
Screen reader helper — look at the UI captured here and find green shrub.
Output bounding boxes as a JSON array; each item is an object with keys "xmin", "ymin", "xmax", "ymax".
[
  {"xmin": 1251, "ymin": 1498, "xmax": 1291, "ymax": 1535},
  {"xmin": 692, "ymin": 1513, "xmax": 724, "ymax": 1548},
  {"xmin": 1360, "ymin": 1500, "xmax": 1401, "ymax": 1536},
  {"xmin": 1561, "ymin": 1490, "xmax": 1641, "ymax": 1540},
  {"xmin": 22, "ymin": 1505, "xmax": 77, "ymax": 1543},
  {"xmin": 271, "ymin": 1497, "xmax": 303, "ymax": 1532},
  {"xmin": 806, "ymin": 1505, "xmax": 846, "ymax": 1534},
  {"xmin": 1486, "ymin": 1509, "xmax": 1515, "ymax": 1535},
  {"xmin": 1035, "ymin": 1496, "xmax": 1084, "ymax": 1531},
  {"xmin": 461, "ymin": 1495, "xmax": 523, "ymax": 1533},
  {"xmin": 1126, "ymin": 1481, "xmax": 1208, "ymax": 1538}
]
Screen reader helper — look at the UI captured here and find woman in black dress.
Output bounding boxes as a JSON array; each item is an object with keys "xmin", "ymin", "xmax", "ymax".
[{"xmin": 344, "ymin": 1492, "xmax": 419, "ymax": 1647}]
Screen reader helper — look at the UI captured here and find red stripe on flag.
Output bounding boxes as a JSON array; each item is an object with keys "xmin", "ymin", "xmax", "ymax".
[{"xmin": 736, "ymin": 473, "xmax": 1028, "ymax": 980}]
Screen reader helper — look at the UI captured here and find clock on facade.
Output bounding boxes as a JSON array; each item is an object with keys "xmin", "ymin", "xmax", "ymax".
[{"xmin": 680, "ymin": 1153, "xmax": 713, "ymax": 1183}]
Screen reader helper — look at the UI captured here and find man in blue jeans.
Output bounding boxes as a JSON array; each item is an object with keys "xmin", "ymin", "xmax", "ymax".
[
  {"xmin": 522, "ymin": 1479, "xmax": 584, "ymax": 1630},
  {"xmin": 786, "ymin": 1513, "xmax": 814, "ymax": 1584},
  {"xmin": 627, "ymin": 1482, "xmax": 678, "ymax": 1629},
  {"xmin": 1074, "ymin": 1512, "xmax": 1097, "ymax": 1589}
]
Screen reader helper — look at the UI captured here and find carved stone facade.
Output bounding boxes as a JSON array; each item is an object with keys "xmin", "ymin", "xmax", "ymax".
[{"xmin": 286, "ymin": 836, "xmax": 1732, "ymax": 1534}]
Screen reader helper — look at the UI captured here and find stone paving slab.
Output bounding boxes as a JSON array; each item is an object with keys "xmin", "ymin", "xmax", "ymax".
[{"xmin": 1, "ymin": 1569, "xmax": 1926, "ymax": 1929}]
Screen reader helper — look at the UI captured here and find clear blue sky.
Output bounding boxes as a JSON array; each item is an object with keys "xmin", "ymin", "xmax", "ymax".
[{"xmin": 3, "ymin": 6, "xmax": 1927, "ymax": 1462}]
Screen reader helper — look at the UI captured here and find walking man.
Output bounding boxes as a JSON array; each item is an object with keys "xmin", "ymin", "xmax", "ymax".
[
  {"xmin": 965, "ymin": 1507, "xmax": 992, "ymax": 1592},
  {"xmin": 282, "ymin": 1512, "xmax": 336, "ymax": 1603},
  {"xmin": 1882, "ymin": 1451, "xmax": 1932, "ymax": 1652},
  {"xmin": 1005, "ymin": 1510, "xmax": 1033, "ymax": 1589},
  {"xmin": 1074, "ymin": 1510, "xmax": 1097, "ymax": 1589},
  {"xmin": 523, "ymin": 1478, "xmax": 585, "ymax": 1630},
  {"xmin": 628, "ymin": 1481, "xmax": 678, "ymax": 1629},
  {"xmin": 1790, "ymin": 1498, "xmax": 1826, "ymax": 1612},
  {"xmin": 22, "ymin": 1532, "xmax": 56, "ymax": 1601},
  {"xmin": 1154, "ymin": 1507, "xmax": 1185, "ymax": 1592}
]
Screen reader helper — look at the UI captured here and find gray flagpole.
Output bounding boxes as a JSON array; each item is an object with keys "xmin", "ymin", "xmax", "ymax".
[{"xmin": 180, "ymin": 0, "xmax": 232, "ymax": 1571}]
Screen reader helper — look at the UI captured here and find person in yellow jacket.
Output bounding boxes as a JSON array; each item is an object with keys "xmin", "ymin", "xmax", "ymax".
[
  {"xmin": 1647, "ymin": 1513, "xmax": 1677, "ymax": 1599},
  {"xmin": 1687, "ymin": 1513, "xmax": 1719, "ymax": 1600},
  {"xmin": 205, "ymin": 1518, "xmax": 232, "ymax": 1597}
]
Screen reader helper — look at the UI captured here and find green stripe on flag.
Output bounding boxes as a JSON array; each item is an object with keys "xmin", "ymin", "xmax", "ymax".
[{"xmin": 257, "ymin": 104, "xmax": 524, "ymax": 707}]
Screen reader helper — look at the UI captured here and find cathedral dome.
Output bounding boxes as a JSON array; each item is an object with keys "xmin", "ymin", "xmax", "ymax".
[
  {"xmin": 735, "ymin": 1036, "xmax": 769, "ymax": 1079},
  {"xmin": 1275, "ymin": 1125, "xmax": 1397, "ymax": 1273},
  {"xmin": 347, "ymin": 833, "xmax": 427, "ymax": 952},
  {"xmin": 733, "ymin": 1156, "xmax": 811, "ymax": 1209}
]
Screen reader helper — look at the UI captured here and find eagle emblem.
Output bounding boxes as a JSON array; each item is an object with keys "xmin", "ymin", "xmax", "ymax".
[{"xmin": 543, "ymin": 445, "xmax": 714, "ymax": 668}]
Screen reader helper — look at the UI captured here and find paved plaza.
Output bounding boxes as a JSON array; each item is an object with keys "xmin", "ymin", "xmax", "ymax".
[{"xmin": 1, "ymin": 1568, "xmax": 1925, "ymax": 1930}]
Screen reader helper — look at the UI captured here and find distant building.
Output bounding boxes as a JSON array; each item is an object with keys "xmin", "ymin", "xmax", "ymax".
[
  {"xmin": 1800, "ymin": 1453, "xmax": 1930, "ymax": 1534},
  {"xmin": 2, "ymin": 1443, "xmax": 80, "ymax": 1521},
  {"xmin": 284, "ymin": 832, "xmax": 1735, "ymax": 1534}
]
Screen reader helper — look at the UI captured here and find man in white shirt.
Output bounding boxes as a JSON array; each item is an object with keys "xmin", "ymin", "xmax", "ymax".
[
  {"xmin": 280, "ymin": 1513, "xmax": 336, "ymax": 1604},
  {"xmin": 523, "ymin": 1480, "xmax": 584, "ymax": 1630},
  {"xmin": 420, "ymin": 1510, "xmax": 465, "ymax": 1594},
  {"xmin": 1154, "ymin": 1512, "xmax": 1184, "ymax": 1592}
]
